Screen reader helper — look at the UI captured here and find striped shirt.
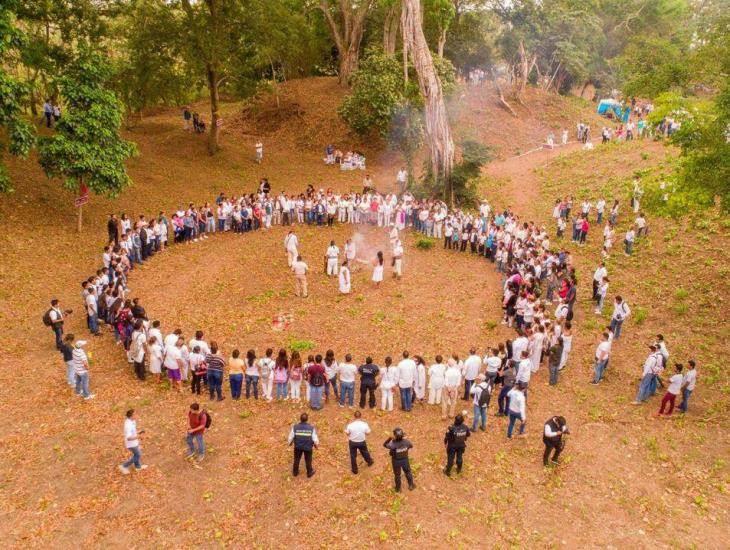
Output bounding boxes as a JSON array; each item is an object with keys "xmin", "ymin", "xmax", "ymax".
[
  {"xmin": 72, "ymin": 348, "xmax": 89, "ymax": 374},
  {"xmin": 205, "ymin": 353, "xmax": 225, "ymax": 373}
]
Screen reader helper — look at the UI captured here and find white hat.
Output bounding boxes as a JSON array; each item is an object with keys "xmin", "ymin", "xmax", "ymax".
[{"xmin": 75, "ymin": 340, "xmax": 87, "ymax": 348}]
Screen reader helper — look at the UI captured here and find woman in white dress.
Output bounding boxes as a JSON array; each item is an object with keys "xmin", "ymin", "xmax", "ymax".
[
  {"xmin": 427, "ymin": 356, "xmax": 446, "ymax": 404},
  {"xmin": 148, "ymin": 335, "xmax": 163, "ymax": 383},
  {"xmin": 530, "ymin": 325, "xmax": 545, "ymax": 373},
  {"xmin": 414, "ymin": 356, "xmax": 426, "ymax": 403},
  {"xmin": 559, "ymin": 321, "xmax": 573, "ymax": 370},
  {"xmin": 379, "ymin": 357, "xmax": 398, "ymax": 411},
  {"xmin": 372, "ymin": 251, "xmax": 384, "ymax": 286},
  {"xmin": 339, "ymin": 261, "xmax": 351, "ymax": 294}
]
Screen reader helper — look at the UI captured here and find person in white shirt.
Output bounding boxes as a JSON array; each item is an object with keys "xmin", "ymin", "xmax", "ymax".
[
  {"xmin": 427, "ymin": 356, "xmax": 446, "ymax": 405},
  {"xmin": 592, "ymin": 261, "xmax": 608, "ymax": 301},
  {"xmin": 392, "ymin": 239, "xmax": 404, "ymax": 278},
  {"xmin": 483, "ymin": 348, "xmax": 502, "ymax": 384},
  {"xmin": 284, "ymin": 231, "xmax": 299, "ymax": 267},
  {"xmin": 592, "ymin": 332, "xmax": 612, "ymax": 384},
  {"xmin": 188, "ymin": 330, "xmax": 210, "ymax": 356},
  {"xmin": 515, "ymin": 350, "xmax": 532, "ymax": 391},
  {"xmin": 413, "ymin": 356, "xmax": 427, "ymax": 402},
  {"xmin": 511, "ymin": 331, "xmax": 529, "ymax": 364},
  {"xmin": 344, "ymin": 238, "xmax": 357, "ymax": 265},
  {"xmin": 147, "ymin": 335, "xmax": 163, "ymax": 383},
  {"xmin": 396, "ymin": 168, "xmax": 407, "ymax": 192},
  {"xmin": 325, "ymin": 240, "xmax": 340, "ymax": 276},
  {"xmin": 469, "ymin": 374, "xmax": 491, "ymax": 431},
  {"xmin": 379, "ymin": 357, "xmax": 399, "ymax": 411},
  {"xmin": 164, "ymin": 337, "xmax": 184, "ymax": 392},
  {"xmin": 291, "ymin": 256, "xmax": 309, "ymax": 298},
  {"xmin": 610, "ymin": 296, "xmax": 630, "ymax": 339},
  {"xmin": 344, "ymin": 410, "xmax": 373, "ymax": 474},
  {"xmin": 678, "ymin": 360, "xmax": 697, "ymax": 413},
  {"xmin": 72, "ymin": 340, "xmax": 94, "ymax": 399},
  {"xmin": 338, "ymin": 354, "xmax": 358, "ymax": 407},
  {"xmin": 119, "ymin": 409, "xmax": 147, "ymax": 474},
  {"xmin": 338, "ymin": 261, "xmax": 351, "ymax": 294},
  {"xmin": 658, "ymin": 364, "xmax": 684, "ymax": 416},
  {"xmin": 595, "ymin": 198, "xmax": 606, "ymax": 224},
  {"xmin": 396, "ymin": 351, "xmax": 416, "ymax": 411},
  {"xmin": 595, "ymin": 276, "xmax": 609, "ymax": 314},
  {"xmin": 462, "ymin": 349, "xmax": 481, "ymax": 400},
  {"xmin": 258, "ymin": 349, "xmax": 275, "ymax": 401},
  {"xmin": 632, "ymin": 345, "xmax": 663, "ymax": 404},
  {"xmin": 506, "ymin": 382, "xmax": 527, "ymax": 438},
  {"xmin": 442, "ymin": 359, "xmax": 462, "ymax": 420}
]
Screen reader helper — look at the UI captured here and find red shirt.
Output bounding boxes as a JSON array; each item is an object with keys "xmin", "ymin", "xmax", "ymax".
[
  {"xmin": 307, "ymin": 363, "xmax": 326, "ymax": 387},
  {"xmin": 189, "ymin": 411, "xmax": 206, "ymax": 433}
]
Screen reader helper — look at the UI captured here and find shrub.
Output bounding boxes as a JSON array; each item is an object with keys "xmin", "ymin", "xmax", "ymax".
[
  {"xmin": 634, "ymin": 306, "xmax": 648, "ymax": 325},
  {"xmin": 288, "ymin": 338, "xmax": 315, "ymax": 353},
  {"xmin": 415, "ymin": 237, "xmax": 435, "ymax": 250}
]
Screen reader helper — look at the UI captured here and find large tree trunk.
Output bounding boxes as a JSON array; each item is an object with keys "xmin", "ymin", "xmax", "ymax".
[
  {"xmin": 206, "ymin": 64, "xmax": 220, "ymax": 155},
  {"xmin": 383, "ymin": 2, "xmax": 400, "ymax": 56},
  {"xmin": 401, "ymin": 0, "xmax": 454, "ymax": 201},
  {"xmin": 320, "ymin": 0, "xmax": 373, "ymax": 86},
  {"xmin": 515, "ymin": 40, "xmax": 536, "ymax": 102}
]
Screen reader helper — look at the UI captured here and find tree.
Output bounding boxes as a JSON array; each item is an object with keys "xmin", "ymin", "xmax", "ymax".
[
  {"xmin": 423, "ymin": 0, "xmax": 455, "ymax": 58},
  {"xmin": 0, "ymin": 1, "xmax": 35, "ymax": 193},
  {"xmin": 38, "ymin": 48, "xmax": 137, "ymax": 231},
  {"xmin": 319, "ymin": 0, "xmax": 375, "ymax": 85},
  {"xmin": 401, "ymin": 0, "xmax": 454, "ymax": 200}
]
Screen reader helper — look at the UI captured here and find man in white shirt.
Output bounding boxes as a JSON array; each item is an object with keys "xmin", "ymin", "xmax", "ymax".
[
  {"xmin": 291, "ymin": 256, "xmax": 308, "ymax": 297},
  {"xmin": 592, "ymin": 332, "xmax": 612, "ymax": 384},
  {"xmin": 428, "ymin": 356, "xmax": 447, "ymax": 405},
  {"xmin": 188, "ymin": 330, "xmax": 210, "ymax": 356},
  {"xmin": 325, "ymin": 240, "xmax": 340, "ymax": 276},
  {"xmin": 119, "ymin": 409, "xmax": 147, "ymax": 474},
  {"xmin": 511, "ymin": 331, "xmax": 529, "ymax": 364},
  {"xmin": 610, "ymin": 296, "xmax": 630, "ymax": 339},
  {"xmin": 592, "ymin": 261, "xmax": 608, "ymax": 301},
  {"xmin": 678, "ymin": 360, "xmax": 697, "ymax": 413},
  {"xmin": 344, "ymin": 410, "xmax": 373, "ymax": 474},
  {"xmin": 85, "ymin": 287, "xmax": 100, "ymax": 336},
  {"xmin": 506, "ymin": 383, "xmax": 527, "ymax": 438},
  {"xmin": 483, "ymin": 348, "xmax": 502, "ymax": 384},
  {"xmin": 632, "ymin": 345, "xmax": 662, "ymax": 404},
  {"xmin": 338, "ymin": 354, "xmax": 358, "ymax": 407},
  {"xmin": 462, "ymin": 349, "xmax": 482, "ymax": 400},
  {"xmin": 164, "ymin": 338, "xmax": 184, "ymax": 392},
  {"xmin": 392, "ymin": 239, "xmax": 404, "ymax": 278},
  {"xmin": 516, "ymin": 350, "xmax": 532, "ymax": 391},
  {"xmin": 658, "ymin": 363, "xmax": 685, "ymax": 416},
  {"xmin": 442, "ymin": 359, "xmax": 461, "ymax": 419},
  {"xmin": 284, "ymin": 231, "xmax": 298, "ymax": 267},
  {"xmin": 397, "ymin": 351, "xmax": 417, "ymax": 411},
  {"xmin": 396, "ymin": 168, "xmax": 407, "ymax": 192}
]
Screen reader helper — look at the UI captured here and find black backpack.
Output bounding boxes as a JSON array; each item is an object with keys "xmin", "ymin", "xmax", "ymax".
[
  {"xmin": 203, "ymin": 411, "xmax": 212, "ymax": 429},
  {"xmin": 42, "ymin": 309, "xmax": 54, "ymax": 326},
  {"xmin": 477, "ymin": 383, "xmax": 492, "ymax": 408},
  {"xmin": 310, "ymin": 371, "xmax": 325, "ymax": 386}
]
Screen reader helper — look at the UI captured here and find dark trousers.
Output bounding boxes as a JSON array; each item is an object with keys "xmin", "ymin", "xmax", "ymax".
[
  {"xmin": 498, "ymin": 384, "xmax": 512, "ymax": 414},
  {"xmin": 391, "ymin": 458, "xmax": 414, "ymax": 491},
  {"xmin": 293, "ymin": 448, "xmax": 314, "ymax": 477},
  {"xmin": 52, "ymin": 325, "xmax": 63, "ymax": 350},
  {"xmin": 191, "ymin": 373, "xmax": 204, "ymax": 394},
  {"xmin": 359, "ymin": 385, "xmax": 376, "ymax": 408},
  {"xmin": 543, "ymin": 437, "xmax": 564, "ymax": 465},
  {"xmin": 445, "ymin": 446, "xmax": 464, "ymax": 474},
  {"xmin": 348, "ymin": 441, "xmax": 373, "ymax": 473},
  {"xmin": 463, "ymin": 378, "xmax": 474, "ymax": 400},
  {"xmin": 134, "ymin": 359, "xmax": 145, "ymax": 381}
]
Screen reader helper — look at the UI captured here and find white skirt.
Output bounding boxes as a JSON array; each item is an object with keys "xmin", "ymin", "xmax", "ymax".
[{"xmin": 372, "ymin": 265, "xmax": 384, "ymax": 282}]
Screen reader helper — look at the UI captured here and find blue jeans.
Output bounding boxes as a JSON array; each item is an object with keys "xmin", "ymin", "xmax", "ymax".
[
  {"xmin": 625, "ymin": 240, "xmax": 633, "ymax": 254},
  {"xmin": 593, "ymin": 359, "xmax": 607, "ymax": 383},
  {"xmin": 339, "ymin": 381, "xmax": 355, "ymax": 406},
  {"xmin": 549, "ymin": 363, "xmax": 560, "ymax": 385},
  {"xmin": 245, "ymin": 374, "xmax": 259, "ymax": 399},
  {"xmin": 53, "ymin": 325, "xmax": 63, "ymax": 349},
  {"xmin": 507, "ymin": 412, "xmax": 525, "ymax": 438},
  {"xmin": 75, "ymin": 371, "xmax": 90, "ymax": 397},
  {"xmin": 65, "ymin": 361, "xmax": 75, "ymax": 386},
  {"xmin": 648, "ymin": 374, "xmax": 659, "ymax": 396},
  {"xmin": 636, "ymin": 373, "xmax": 653, "ymax": 402},
  {"xmin": 207, "ymin": 370, "xmax": 223, "ymax": 400},
  {"xmin": 229, "ymin": 373, "xmax": 243, "ymax": 399},
  {"xmin": 678, "ymin": 388, "xmax": 692, "ymax": 412},
  {"xmin": 498, "ymin": 385, "xmax": 511, "ymax": 414},
  {"xmin": 472, "ymin": 404, "xmax": 487, "ymax": 431},
  {"xmin": 399, "ymin": 387, "xmax": 413, "ymax": 411},
  {"xmin": 276, "ymin": 382, "xmax": 288, "ymax": 399},
  {"xmin": 186, "ymin": 433, "xmax": 205, "ymax": 456},
  {"xmin": 122, "ymin": 446, "xmax": 142, "ymax": 469},
  {"xmin": 610, "ymin": 318, "xmax": 624, "ymax": 339},
  {"xmin": 88, "ymin": 313, "xmax": 99, "ymax": 334},
  {"xmin": 310, "ymin": 385, "xmax": 324, "ymax": 409}
]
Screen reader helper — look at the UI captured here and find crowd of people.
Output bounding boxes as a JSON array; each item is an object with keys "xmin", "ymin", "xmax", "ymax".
[{"xmin": 323, "ymin": 144, "xmax": 366, "ymax": 170}]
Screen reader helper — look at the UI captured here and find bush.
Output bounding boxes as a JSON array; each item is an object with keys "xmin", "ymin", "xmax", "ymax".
[
  {"xmin": 288, "ymin": 338, "xmax": 315, "ymax": 353},
  {"xmin": 415, "ymin": 237, "xmax": 435, "ymax": 250},
  {"xmin": 634, "ymin": 306, "xmax": 648, "ymax": 325}
]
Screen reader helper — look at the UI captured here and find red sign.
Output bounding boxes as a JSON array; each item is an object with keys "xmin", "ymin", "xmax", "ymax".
[
  {"xmin": 216, "ymin": 118, "xmax": 223, "ymax": 127},
  {"xmin": 74, "ymin": 196, "xmax": 89, "ymax": 207}
]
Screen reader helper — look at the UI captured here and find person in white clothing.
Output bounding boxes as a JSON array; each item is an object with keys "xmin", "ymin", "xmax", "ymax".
[
  {"xmin": 379, "ymin": 357, "xmax": 398, "ymax": 411},
  {"xmin": 428, "ymin": 355, "xmax": 447, "ymax": 405},
  {"xmin": 413, "ymin": 356, "xmax": 426, "ymax": 403},
  {"xmin": 396, "ymin": 351, "xmax": 416, "ymax": 411},
  {"xmin": 442, "ymin": 359, "xmax": 461, "ymax": 419},
  {"xmin": 462, "ymin": 349, "xmax": 481, "ymax": 400},
  {"xmin": 344, "ymin": 410, "xmax": 373, "ymax": 473},
  {"xmin": 325, "ymin": 240, "xmax": 339, "ymax": 276},
  {"xmin": 678, "ymin": 360, "xmax": 697, "ymax": 413},
  {"xmin": 372, "ymin": 251, "xmax": 385, "ymax": 286},
  {"xmin": 119, "ymin": 409, "xmax": 147, "ymax": 474},
  {"xmin": 392, "ymin": 239, "xmax": 404, "ymax": 279},
  {"xmin": 338, "ymin": 261, "xmax": 351, "ymax": 294},
  {"xmin": 506, "ymin": 383, "xmax": 527, "ymax": 438},
  {"xmin": 284, "ymin": 231, "xmax": 299, "ymax": 267},
  {"xmin": 258, "ymin": 349, "xmax": 275, "ymax": 401},
  {"xmin": 344, "ymin": 238, "xmax": 357, "ymax": 265}
]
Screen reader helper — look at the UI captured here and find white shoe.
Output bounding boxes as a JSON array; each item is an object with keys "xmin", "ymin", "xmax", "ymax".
[
  {"xmin": 119, "ymin": 465, "xmax": 130, "ymax": 475},
  {"xmin": 84, "ymin": 394, "xmax": 96, "ymax": 400},
  {"xmin": 136, "ymin": 464, "xmax": 149, "ymax": 471}
]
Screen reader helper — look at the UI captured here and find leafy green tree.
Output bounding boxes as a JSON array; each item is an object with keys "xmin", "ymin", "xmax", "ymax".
[
  {"xmin": 0, "ymin": 1, "xmax": 35, "ymax": 193},
  {"xmin": 38, "ymin": 48, "xmax": 137, "ymax": 230},
  {"xmin": 616, "ymin": 36, "xmax": 690, "ymax": 98}
]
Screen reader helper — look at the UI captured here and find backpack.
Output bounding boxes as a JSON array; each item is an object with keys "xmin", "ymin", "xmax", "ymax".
[
  {"xmin": 203, "ymin": 411, "xmax": 212, "ymax": 429},
  {"xmin": 42, "ymin": 309, "xmax": 54, "ymax": 326},
  {"xmin": 310, "ymin": 370, "xmax": 325, "ymax": 387},
  {"xmin": 477, "ymin": 383, "xmax": 492, "ymax": 408}
]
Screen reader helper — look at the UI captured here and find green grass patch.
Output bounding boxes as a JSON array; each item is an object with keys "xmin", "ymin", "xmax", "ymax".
[
  {"xmin": 287, "ymin": 338, "xmax": 315, "ymax": 353},
  {"xmin": 633, "ymin": 306, "xmax": 648, "ymax": 325},
  {"xmin": 415, "ymin": 237, "xmax": 435, "ymax": 250}
]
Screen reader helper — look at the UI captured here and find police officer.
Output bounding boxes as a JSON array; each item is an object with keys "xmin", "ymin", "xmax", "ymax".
[
  {"xmin": 288, "ymin": 413, "xmax": 319, "ymax": 477},
  {"xmin": 358, "ymin": 356, "xmax": 380, "ymax": 409},
  {"xmin": 543, "ymin": 415, "xmax": 569, "ymax": 466},
  {"xmin": 383, "ymin": 428, "xmax": 415, "ymax": 492},
  {"xmin": 443, "ymin": 413, "xmax": 470, "ymax": 476}
]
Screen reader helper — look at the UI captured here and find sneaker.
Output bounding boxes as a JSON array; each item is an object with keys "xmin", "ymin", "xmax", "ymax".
[
  {"xmin": 590, "ymin": 381, "xmax": 599, "ymax": 385},
  {"xmin": 196, "ymin": 455, "xmax": 205, "ymax": 462},
  {"xmin": 118, "ymin": 465, "xmax": 130, "ymax": 475},
  {"xmin": 307, "ymin": 469, "xmax": 316, "ymax": 478},
  {"xmin": 136, "ymin": 464, "xmax": 149, "ymax": 471},
  {"xmin": 443, "ymin": 469, "xmax": 451, "ymax": 477},
  {"xmin": 408, "ymin": 483, "xmax": 416, "ymax": 491},
  {"xmin": 185, "ymin": 452, "xmax": 196, "ymax": 459},
  {"xmin": 84, "ymin": 394, "xmax": 96, "ymax": 400}
]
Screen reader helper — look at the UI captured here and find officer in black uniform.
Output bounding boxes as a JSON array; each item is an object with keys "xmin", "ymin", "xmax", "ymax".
[
  {"xmin": 358, "ymin": 356, "xmax": 380, "ymax": 409},
  {"xmin": 443, "ymin": 413, "xmax": 470, "ymax": 476},
  {"xmin": 288, "ymin": 413, "xmax": 319, "ymax": 477},
  {"xmin": 383, "ymin": 427, "xmax": 415, "ymax": 492},
  {"xmin": 543, "ymin": 415, "xmax": 569, "ymax": 466}
]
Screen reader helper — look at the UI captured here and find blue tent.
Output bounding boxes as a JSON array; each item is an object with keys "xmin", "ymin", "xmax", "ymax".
[{"xmin": 597, "ymin": 99, "xmax": 630, "ymax": 122}]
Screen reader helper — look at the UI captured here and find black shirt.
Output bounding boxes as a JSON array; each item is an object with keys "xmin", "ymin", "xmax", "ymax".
[
  {"xmin": 384, "ymin": 438, "xmax": 412, "ymax": 460},
  {"xmin": 444, "ymin": 424, "xmax": 470, "ymax": 449},
  {"xmin": 60, "ymin": 342, "xmax": 74, "ymax": 362},
  {"xmin": 358, "ymin": 363, "xmax": 379, "ymax": 387}
]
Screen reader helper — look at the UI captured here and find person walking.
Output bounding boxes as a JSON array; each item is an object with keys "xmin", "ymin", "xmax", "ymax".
[
  {"xmin": 288, "ymin": 413, "xmax": 318, "ymax": 478},
  {"xmin": 185, "ymin": 403, "xmax": 207, "ymax": 462},
  {"xmin": 383, "ymin": 428, "xmax": 415, "ymax": 492},
  {"xmin": 345, "ymin": 410, "xmax": 374, "ymax": 474},
  {"xmin": 469, "ymin": 374, "xmax": 491, "ymax": 432},
  {"xmin": 291, "ymin": 255, "xmax": 309, "ymax": 298},
  {"xmin": 443, "ymin": 413, "xmax": 470, "ymax": 476},
  {"xmin": 506, "ymin": 382, "xmax": 527, "ymax": 438},
  {"xmin": 543, "ymin": 415, "xmax": 569, "ymax": 466},
  {"xmin": 119, "ymin": 409, "xmax": 147, "ymax": 474}
]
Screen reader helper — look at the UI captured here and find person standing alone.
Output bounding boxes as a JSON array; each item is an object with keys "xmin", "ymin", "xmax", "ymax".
[
  {"xmin": 288, "ymin": 413, "xmax": 318, "ymax": 478},
  {"xmin": 345, "ymin": 410, "xmax": 374, "ymax": 474},
  {"xmin": 186, "ymin": 403, "xmax": 208, "ymax": 462}
]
